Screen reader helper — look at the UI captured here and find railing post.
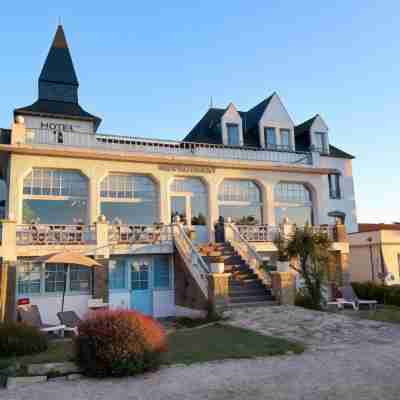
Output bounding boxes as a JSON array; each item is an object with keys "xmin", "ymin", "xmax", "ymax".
[
  {"xmin": 11, "ymin": 116, "xmax": 26, "ymax": 145},
  {"xmin": 95, "ymin": 215, "xmax": 110, "ymax": 259},
  {"xmin": 223, "ymin": 218, "xmax": 234, "ymax": 243},
  {"xmin": 281, "ymin": 218, "xmax": 294, "ymax": 239},
  {"xmin": 335, "ymin": 223, "xmax": 348, "ymax": 242}
]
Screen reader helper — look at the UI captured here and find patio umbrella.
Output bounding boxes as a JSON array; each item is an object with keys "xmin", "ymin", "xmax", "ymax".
[{"xmin": 39, "ymin": 252, "xmax": 102, "ymax": 312}]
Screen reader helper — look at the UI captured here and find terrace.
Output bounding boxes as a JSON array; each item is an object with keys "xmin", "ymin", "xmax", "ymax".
[{"xmin": 22, "ymin": 128, "xmax": 314, "ymax": 166}]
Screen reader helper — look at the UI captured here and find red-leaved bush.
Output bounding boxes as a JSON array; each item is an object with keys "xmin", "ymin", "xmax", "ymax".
[{"xmin": 75, "ymin": 309, "xmax": 167, "ymax": 377}]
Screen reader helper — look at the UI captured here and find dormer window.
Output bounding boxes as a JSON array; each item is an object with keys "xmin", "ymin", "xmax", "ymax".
[
  {"xmin": 264, "ymin": 127, "xmax": 276, "ymax": 149},
  {"xmin": 226, "ymin": 123, "xmax": 240, "ymax": 146},
  {"xmin": 280, "ymin": 129, "xmax": 291, "ymax": 150},
  {"xmin": 314, "ymin": 132, "xmax": 328, "ymax": 153}
]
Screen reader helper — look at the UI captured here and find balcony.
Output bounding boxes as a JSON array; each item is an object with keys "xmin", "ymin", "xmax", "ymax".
[
  {"xmin": 24, "ymin": 128, "xmax": 313, "ymax": 166},
  {"xmin": 0, "ymin": 220, "xmax": 174, "ymax": 259},
  {"xmin": 16, "ymin": 224, "xmax": 96, "ymax": 246},
  {"xmin": 235, "ymin": 223, "xmax": 344, "ymax": 243}
]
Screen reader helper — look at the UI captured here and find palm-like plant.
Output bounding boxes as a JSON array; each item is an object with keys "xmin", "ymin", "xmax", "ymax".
[{"xmin": 284, "ymin": 225, "xmax": 332, "ymax": 309}]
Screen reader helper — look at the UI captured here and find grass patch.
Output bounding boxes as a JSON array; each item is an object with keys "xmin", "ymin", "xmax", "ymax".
[
  {"xmin": 5, "ymin": 340, "xmax": 73, "ymax": 366},
  {"xmin": 1, "ymin": 325, "xmax": 304, "ymax": 370},
  {"xmin": 165, "ymin": 323, "xmax": 304, "ymax": 365},
  {"xmin": 356, "ymin": 305, "xmax": 400, "ymax": 324}
]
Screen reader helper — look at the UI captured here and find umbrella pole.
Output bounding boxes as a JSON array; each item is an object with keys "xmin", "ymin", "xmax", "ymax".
[{"xmin": 61, "ymin": 265, "xmax": 67, "ymax": 313}]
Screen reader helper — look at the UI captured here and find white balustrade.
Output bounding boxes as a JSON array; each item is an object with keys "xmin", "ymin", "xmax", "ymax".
[
  {"xmin": 25, "ymin": 128, "xmax": 313, "ymax": 165},
  {"xmin": 225, "ymin": 223, "xmax": 271, "ymax": 286},
  {"xmin": 172, "ymin": 223, "xmax": 209, "ymax": 299},
  {"xmin": 236, "ymin": 225, "xmax": 279, "ymax": 242},
  {"xmin": 109, "ymin": 224, "xmax": 172, "ymax": 244},
  {"xmin": 16, "ymin": 224, "xmax": 96, "ymax": 246}
]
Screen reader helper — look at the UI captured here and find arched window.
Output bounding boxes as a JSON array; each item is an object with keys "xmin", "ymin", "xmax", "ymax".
[
  {"xmin": 274, "ymin": 182, "xmax": 313, "ymax": 226},
  {"xmin": 218, "ymin": 179, "xmax": 262, "ymax": 224},
  {"xmin": 170, "ymin": 178, "xmax": 208, "ymax": 226},
  {"xmin": 100, "ymin": 174, "xmax": 158, "ymax": 225},
  {"xmin": 23, "ymin": 168, "xmax": 88, "ymax": 224}
]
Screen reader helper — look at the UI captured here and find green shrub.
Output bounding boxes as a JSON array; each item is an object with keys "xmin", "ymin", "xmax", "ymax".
[
  {"xmin": 0, "ymin": 322, "xmax": 48, "ymax": 358},
  {"xmin": 295, "ymin": 291, "xmax": 322, "ymax": 311},
  {"xmin": 351, "ymin": 282, "xmax": 400, "ymax": 306},
  {"xmin": 75, "ymin": 309, "xmax": 168, "ymax": 378}
]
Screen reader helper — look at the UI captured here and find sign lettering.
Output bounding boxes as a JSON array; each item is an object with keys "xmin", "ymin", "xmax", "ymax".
[
  {"xmin": 158, "ymin": 165, "xmax": 215, "ymax": 174},
  {"xmin": 40, "ymin": 121, "xmax": 79, "ymax": 132}
]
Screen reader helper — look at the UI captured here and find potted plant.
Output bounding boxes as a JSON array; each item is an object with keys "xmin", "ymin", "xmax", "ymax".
[{"xmin": 274, "ymin": 231, "xmax": 290, "ymax": 272}]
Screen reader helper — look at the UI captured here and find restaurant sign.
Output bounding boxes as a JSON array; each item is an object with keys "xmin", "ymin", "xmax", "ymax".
[{"xmin": 158, "ymin": 165, "xmax": 215, "ymax": 174}]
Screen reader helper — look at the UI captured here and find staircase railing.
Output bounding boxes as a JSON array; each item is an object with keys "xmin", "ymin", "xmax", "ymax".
[
  {"xmin": 172, "ymin": 223, "xmax": 210, "ymax": 299},
  {"xmin": 225, "ymin": 222, "xmax": 272, "ymax": 286}
]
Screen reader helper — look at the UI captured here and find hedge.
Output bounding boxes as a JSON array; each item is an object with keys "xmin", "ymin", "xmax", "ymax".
[{"xmin": 351, "ymin": 282, "xmax": 400, "ymax": 307}]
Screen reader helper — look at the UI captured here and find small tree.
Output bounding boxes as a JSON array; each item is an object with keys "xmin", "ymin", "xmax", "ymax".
[{"xmin": 284, "ymin": 225, "xmax": 332, "ymax": 309}]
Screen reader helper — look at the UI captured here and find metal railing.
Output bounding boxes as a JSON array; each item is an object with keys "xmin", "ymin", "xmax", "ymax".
[
  {"xmin": 109, "ymin": 224, "xmax": 173, "ymax": 244},
  {"xmin": 25, "ymin": 128, "xmax": 313, "ymax": 165},
  {"xmin": 236, "ymin": 225, "xmax": 279, "ymax": 242},
  {"xmin": 16, "ymin": 224, "xmax": 96, "ymax": 246},
  {"xmin": 172, "ymin": 223, "xmax": 210, "ymax": 299}
]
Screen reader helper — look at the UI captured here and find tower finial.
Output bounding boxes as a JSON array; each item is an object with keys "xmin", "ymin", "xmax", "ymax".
[
  {"xmin": 209, "ymin": 96, "xmax": 214, "ymax": 108},
  {"xmin": 58, "ymin": 16, "xmax": 62, "ymax": 25}
]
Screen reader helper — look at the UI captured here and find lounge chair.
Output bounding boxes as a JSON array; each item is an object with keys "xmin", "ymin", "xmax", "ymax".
[
  {"xmin": 18, "ymin": 304, "xmax": 65, "ymax": 336},
  {"xmin": 57, "ymin": 310, "xmax": 81, "ymax": 335},
  {"xmin": 338, "ymin": 286, "xmax": 378, "ymax": 310}
]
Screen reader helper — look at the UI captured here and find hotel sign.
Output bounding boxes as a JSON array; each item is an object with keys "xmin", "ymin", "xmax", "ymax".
[
  {"xmin": 158, "ymin": 165, "xmax": 215, "ymax": 174},
  {"xmin": 40, "ymin": 121, "xmax": 80, "ymax": 132}
]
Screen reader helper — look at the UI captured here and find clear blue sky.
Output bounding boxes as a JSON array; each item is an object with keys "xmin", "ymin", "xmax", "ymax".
[{"xmin": 1, "ymin": 1, "xmax": 399, "ymax": 223}]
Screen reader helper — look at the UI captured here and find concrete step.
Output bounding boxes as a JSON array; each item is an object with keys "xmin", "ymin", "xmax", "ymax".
[
  {"xmin": 231, "ymin": 272, "xmax": 258, "ymax": 280},
  {"xmin": 228, "ymin": 300, "xmax": 277, "ymax": 309},
  {"xmin": 229, "ymin": 288, "xmax": 270, "ymax": 297},
  {"xmin": 229, "ymin": 278, "xmax": 265, "ymax": 287},
  {"xmin": 230, "ymin": 295, "xmax": 274, "ymax": 303}
]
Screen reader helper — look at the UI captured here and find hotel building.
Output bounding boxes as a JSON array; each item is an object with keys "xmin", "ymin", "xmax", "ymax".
[{"xmin": 0, "ymin": 26, "xmax": 356, "ymax": 323}]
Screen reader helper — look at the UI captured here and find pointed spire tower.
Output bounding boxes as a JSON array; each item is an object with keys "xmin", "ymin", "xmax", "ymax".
[
  {"xmin": 39, "ymin": 25, "xmax": 79, "ymax": 102},
  {"xmin": 15, "ymin": 25, "xmax": 101, "ymax": 130}
]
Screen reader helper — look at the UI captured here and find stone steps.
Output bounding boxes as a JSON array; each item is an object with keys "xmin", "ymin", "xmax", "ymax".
[{"xmin": 206, "ymin": 242, "xmax": 276, "ymax": 308}]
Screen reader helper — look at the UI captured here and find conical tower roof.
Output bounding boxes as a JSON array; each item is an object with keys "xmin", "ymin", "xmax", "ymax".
[{"xmin": 39, "ymin": 25, "xmax": 79, "ymax": 86}]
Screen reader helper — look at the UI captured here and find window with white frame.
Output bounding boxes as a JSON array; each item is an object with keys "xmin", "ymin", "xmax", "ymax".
[
  {"xmin": 274, "ymin": 182, "xmax": 313, "ymax": 226},
  {"xmin": 280, "ymin": 129, "xmax": 291, "ymax": 150},
  {"xmin": 264, "ymin": 127, "xmax": 276, "ymax": 149},
  {"xmin": 22, "ymin": 168, "xmax": 88, "ymax": 224},
  {"xmin": 218, "ymin": 179, "xmax": 263, "ymax": 224},
  {"xmin": 226, "ymin": 123, "xmax": 240, "ymax": 146},
  {"xmin": 100, "ymin": 174, "xmax": 158, "ymax": 225},
  {"xmin": 69, "ymin": 266, "xmax": 91, "ymax": 292},
  {"xmin": 17, "ymin": 262, "xmax": 41, "ymax": 295},
  {"xmin": 17, "ymin": 262, "xmax": 91, "ymax": 296},
  {"xmin": 109, "ymin": 259, "xmax": 127, "ymax": 290},
  {"xmin": 328, "ymin": 174, "xmax": 341, "ymax": 199}
]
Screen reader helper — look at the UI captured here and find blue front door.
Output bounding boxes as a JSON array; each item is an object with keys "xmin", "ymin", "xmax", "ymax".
[{"xmin": 131, "ymin": 260, "xmax": 153, "ymax": 315}]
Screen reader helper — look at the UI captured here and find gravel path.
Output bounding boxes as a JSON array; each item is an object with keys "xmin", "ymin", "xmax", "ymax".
[{"xmin": 3, "ymin": 306, "xmax": 400, "ymax": 399}]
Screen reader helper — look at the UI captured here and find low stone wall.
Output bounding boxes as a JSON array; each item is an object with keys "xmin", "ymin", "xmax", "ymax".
[{"xmin": 174, "ymin": 252, "xmax": 208, "ymax": 311}]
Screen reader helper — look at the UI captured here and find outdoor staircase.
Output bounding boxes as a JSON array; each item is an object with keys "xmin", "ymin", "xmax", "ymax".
[{"xmin": 201, "ymin": 242, "xmax": 276, "ymax": 309}]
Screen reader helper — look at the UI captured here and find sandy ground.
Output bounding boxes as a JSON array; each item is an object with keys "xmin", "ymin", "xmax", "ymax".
[{"xmin": 3, "ymin": 306, "xmax": 400, "ymax": 400}]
